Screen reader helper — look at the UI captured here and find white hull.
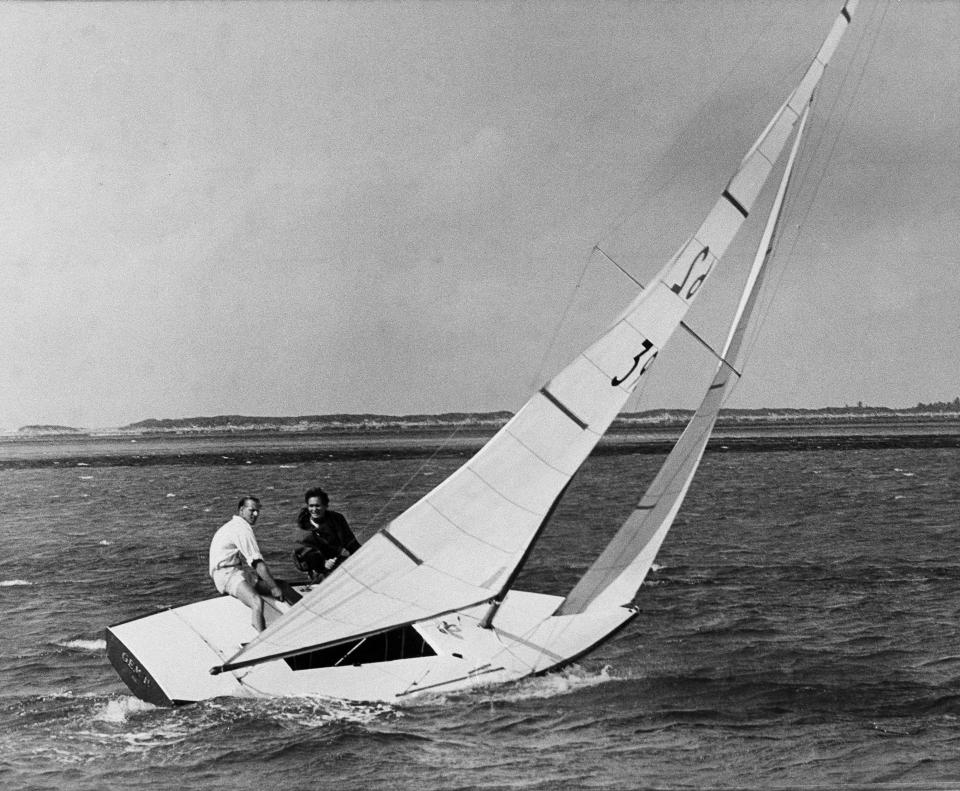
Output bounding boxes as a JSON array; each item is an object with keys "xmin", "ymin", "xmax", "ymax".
[{"xmin": 106, "ymin": 587, "xmax": 636, "ymax": 705}]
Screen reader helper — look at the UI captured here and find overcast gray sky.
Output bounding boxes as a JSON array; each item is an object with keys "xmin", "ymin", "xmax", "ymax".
[{"xmin": 1, "ymin": 1, "xmax": 956, "ymax": 429}]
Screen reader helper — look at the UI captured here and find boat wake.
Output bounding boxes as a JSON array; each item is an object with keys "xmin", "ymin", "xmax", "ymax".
[
  {"xmin": 498, "ymin": 665, "xmax": 617, "ymax": 701},
  {"xmin": 424, "ymin": 664, "xmax": 619, "ymax": 706}
]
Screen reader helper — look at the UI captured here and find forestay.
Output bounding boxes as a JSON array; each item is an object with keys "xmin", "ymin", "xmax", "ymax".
[{"xmin": 216, "ymin": 0, "xmax": 858, "ymax": 674}]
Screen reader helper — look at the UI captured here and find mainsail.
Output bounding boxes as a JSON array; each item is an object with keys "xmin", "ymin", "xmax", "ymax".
[
  {"xmin": 215, "ymin": 0, "xmax": 858, "ymax": 674},
  {"xmin": 559, "ymin": 104, "xmax": 812, "ymax": 616}
]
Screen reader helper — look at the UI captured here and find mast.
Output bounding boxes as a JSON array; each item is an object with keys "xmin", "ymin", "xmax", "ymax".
[{"xmin": 212, "ymin": 2, "xmax": 858, "ymax": 676}]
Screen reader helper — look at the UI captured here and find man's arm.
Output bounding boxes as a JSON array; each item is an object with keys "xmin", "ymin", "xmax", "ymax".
[
  {"xmin": 335, "ymin": 512, "xmax": 361, "ymax": 555},
  {"xmin": 251, "ymin": 559, "xmax": 283, "ymax": 599}
]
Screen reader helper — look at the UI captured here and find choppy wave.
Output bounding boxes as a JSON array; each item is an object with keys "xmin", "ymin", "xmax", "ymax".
[
  {"xmin": 210, "ymin": 696, "xmax": 397, "ymax": 728},
  {"xmin": 4, "ymin": 444, "xmax": 960, "ymax": 790}
]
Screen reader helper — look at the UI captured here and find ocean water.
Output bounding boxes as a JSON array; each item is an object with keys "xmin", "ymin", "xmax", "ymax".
[{"xmin": 2, "ymin": 437, "xmax": 960, "ymax": 790}]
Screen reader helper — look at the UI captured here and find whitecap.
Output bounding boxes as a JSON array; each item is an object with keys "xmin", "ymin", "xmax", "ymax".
[
  {"xmin": 58, "ymin": 638, "xmax": 107, "ymax": 652},
  {"xmin": 79, "ymin": 475, "xmax": 94, "ymax": 480},
  {"xmin": 93, "ymin": 696, "xmax": 156, "ymax": 724},
  {"xmin": 278, "ymin": 465, "xmax": 297, "ymax": 469},
  {"xmin": 166, "ymin": 493, "xmax": 176, "ymax": 498},
  {"xmin": 99, "ymin": 539, "xmax": 112, "ymax": 546},
  {"xmin": 0, "ymin": 579, "xmax": 34, "ymax": 587}
]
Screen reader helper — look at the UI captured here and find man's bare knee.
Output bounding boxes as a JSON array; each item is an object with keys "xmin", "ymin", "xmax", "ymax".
[{"xmin": 234, "ymin": 581, "xmax": 264, "ymax": 611}]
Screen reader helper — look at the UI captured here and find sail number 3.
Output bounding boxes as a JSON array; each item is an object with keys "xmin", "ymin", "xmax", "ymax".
[
  {"xmin": 611, "ymin": 245, "xmax": 712, "ymax": 388},
  {"xmin": 611, "ymin": 339, "xmax": 658, "ymax": 387}
]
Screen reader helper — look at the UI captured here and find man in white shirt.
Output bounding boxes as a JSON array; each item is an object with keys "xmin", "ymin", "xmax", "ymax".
[{"xmin": 209, "ymin": 495, "xmax": 284, "ymax": 632}]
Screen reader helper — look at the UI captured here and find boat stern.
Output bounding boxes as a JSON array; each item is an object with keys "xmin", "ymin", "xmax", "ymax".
[{"xmin": 105, "ymin": 626, "xmax": 180, "ymax": 706}]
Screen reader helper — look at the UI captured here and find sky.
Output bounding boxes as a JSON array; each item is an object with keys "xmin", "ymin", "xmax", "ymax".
[{"xmin": 0, "ymin": 0, "xmax": 957, "ymax": 430}]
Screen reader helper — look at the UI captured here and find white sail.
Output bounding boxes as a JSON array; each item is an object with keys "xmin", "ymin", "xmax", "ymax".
[
  {"xmin": 216, "ymin": 1, "xmax": 858, "ymax": 674},
  {"xmin": 559, "ymin": 104, "xmax": 812, "ymax": 616}
]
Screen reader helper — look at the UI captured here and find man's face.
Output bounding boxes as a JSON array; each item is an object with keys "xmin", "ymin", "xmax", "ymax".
[
  {"xmin": 306, "ymin": 497, "xmax": 326, "ymax": 520},
  {"xmin": 240, "ymin": 500, "xmax": 260, "ymax": 525}
]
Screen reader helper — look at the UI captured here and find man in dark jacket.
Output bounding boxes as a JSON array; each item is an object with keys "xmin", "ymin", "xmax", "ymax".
[{"xmin": 293, "ymin": 487, "xmax": 360, "ymax": 582}]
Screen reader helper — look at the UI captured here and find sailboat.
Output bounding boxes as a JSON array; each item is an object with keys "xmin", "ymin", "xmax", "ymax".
[{"xmin": 107, "ymin": 2, "xmax": 859, "ymax": 706}]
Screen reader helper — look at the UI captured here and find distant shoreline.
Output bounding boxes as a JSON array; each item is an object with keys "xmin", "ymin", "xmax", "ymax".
[
  {"xmin": 9, "ymin": 405, "xmax": 960, "ymax": 438},
  {"xmin": 1, "ymin": 418, "xmax": 959, "ymax": 469}
]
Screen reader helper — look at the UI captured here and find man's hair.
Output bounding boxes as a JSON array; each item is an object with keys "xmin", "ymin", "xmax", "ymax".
[
  {"xmin": 237, "ymin": 495, "xmax": 261, "ymax": 511},
  {"xmin": 304, "ymin": 487, "xmax": 329, "ymax": 506}
]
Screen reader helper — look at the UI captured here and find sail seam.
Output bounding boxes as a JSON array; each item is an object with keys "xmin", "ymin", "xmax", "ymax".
[
  {"xmin": 503, "ymin": 423, "xmax": 597, "ymax": 482},
  {"xmin": 424, "ymin": 493, "xmax": 531, "ymax": 551},
  {"xmin": 756, "ymin": 104, "xmax": 800, "ymax": 169},
  {"xmin": 469, "ymin": 456, "xmax": 563, "ymax": 516}
]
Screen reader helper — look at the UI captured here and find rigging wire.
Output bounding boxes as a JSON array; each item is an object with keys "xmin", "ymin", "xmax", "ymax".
[
  {"xmin": 356, "ymin": 419, "xmax": 470, "ymax": 535},
  {"xmin": 529, "ymin": 2, "xmax": 796, "ymax": 400},
  {"xmin": 739, "ymin": 0, "xmax": 890, "ymax": 373}
]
